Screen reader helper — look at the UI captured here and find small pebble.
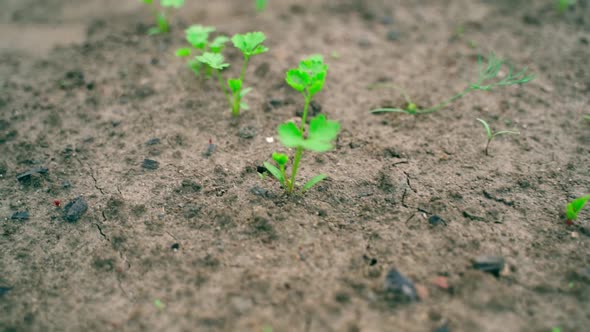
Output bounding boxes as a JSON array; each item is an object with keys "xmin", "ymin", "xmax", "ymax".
[
  {"xmin": 387, "ymin": 30, "xmax": 400, "ymax": 41},
  {"xmin": 63, "ymin": 197, "xmax": 88, "ymax": 222},
  {"xmin": 238, "ymin": 126, "xmax": 257, "ymax": 139},
  {"xmin": 145, "ymin": 137, "xmax": 161, "ymax": 145},
  {"xmin": 384, "ymin": 268, "xmax": 419, "ymax": 302},
  {"xmin": 171, "ymin": 243, "xmax": 180, "ymax": 251},
  {"xmin": 266, "ymin": 137, "xmax": 274, "ymax": 143},
  {"xmin": 11, "ymin": 211, "xmax": 29, "ymax": 221},
  {"xmin": 0, "ymin": 287, "xmax": 11, "ymax": 296},
  {"xmin": 142, "ymin": 159, "xmax": 159, "ymax": 170},
  {"xmin": 473, "ymin": 256, "xmax": 505, "ymax": 277},
  {"xmin": 16, "ymin": 167, "xmax": 48, "ymax": 183},
  {"xmin": 428, "ymin": 215, "xmax": 444, "ymax": 226}
]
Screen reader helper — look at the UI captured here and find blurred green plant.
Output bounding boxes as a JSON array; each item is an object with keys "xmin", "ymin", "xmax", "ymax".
[
  {"xmin": 566, "ymin": 194, "xmax": 590, "ymax": 223},
  {"xmin": 175, "ymin": 25, "xmax": 229, "ymax": 76},
  {"xmin": 141, "ymin": 0, "xmax": 184, "ymax": 35},
  {"xmin": 555, "ymin": 0, "xmax": 575, "ymax": 13},
  {"xmin": 256, "ymin": 0, "xmax": 268, "ymax": 12},
  {"xmin": 371, "ymin": 53, "xmax": 534, "ymax": 115}
]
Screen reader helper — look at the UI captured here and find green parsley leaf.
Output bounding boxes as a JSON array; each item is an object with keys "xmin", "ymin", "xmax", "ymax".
[
  {"xmin": 196, "ymin": 52, "xmax": 229, "ymax": 70},
  {"xmin": 186, "ymin": 25, "xmax": 215, "ymax": 50},
  {"xmin": 232, "ymin": 32, "xmax": 269, "ymax": 57},
  {"xmin": 161, "ymin": 0, "xmax": 184, "ymax": 9}
]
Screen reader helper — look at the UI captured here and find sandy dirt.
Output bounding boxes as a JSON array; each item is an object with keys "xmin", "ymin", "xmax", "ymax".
[{"xmin": 1, "ymin": 0, "xmax": 589, "ymax": 331}]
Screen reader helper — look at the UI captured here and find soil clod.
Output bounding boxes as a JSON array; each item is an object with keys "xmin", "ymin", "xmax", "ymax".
[
  {"xmin": 238, "ymin": 126, "xmax": 257, "ymax": 139},
  {"xmin": 473, "ymin": 256, "xmax": 505, "ymax": 277},
  {"xmin": 63, "ymin": 197, "xmax": 88, "ymax": 222},
  {"xmin": 0, "ymin": 287, "xmax": 11, "ymax": 297},
  {"xmin": 145, "ymin": 137, "xmax": 161, "ymax": 146},
  {"xmin": 428, "ymin": 215, "xmax": 445, "ymax": 226},
  {"xmin": 250, "ymin": 186, "xmax": 275, "ymax": 199},
  {"xmin": 11, "ymin": 211, "xmax": 29, "ymax": 221},
  {"xmin": 384, "ymin": 268, "xmax": 419, "ymax": 302},
  {"xmin": 142, "ymin": 159, "xmax": 159, "ymax": 170}
]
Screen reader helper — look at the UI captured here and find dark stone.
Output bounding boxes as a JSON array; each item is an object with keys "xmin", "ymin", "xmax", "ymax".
[
  {"xmin": 59, "ymin": 70, "xmax": 85, "ymax": 89},
  {"xmin": 183, "ymin": 204, "xmax": 202, "ymax": 219},
  {"xmin": 522, "ymin": 15, "xmax": 541, "ymax": 25},
  {"xmin": 433, "ymin": 323, "xmax": 451, "ymax": 332},
  {"xmin": 171, "ymin": 243, "xmax": 180, "ymax": 250},
  {"xmin": 386, "ymin": 30, "xmax": 400, "ymax": 41},
  {"xmin": 63, "ymin": 197, "xmax": 88, "ymax": 222},
  {"xmin": 384, "ymin": 268, "xmax": 419, "ymax": 302},
  {"xmin": 0, "ymin": 286, "xmax": 11, "ymax": 296},
  {"xmin": 11, "ymin": 211, "xmax": 29, "ymax": 221},
  {"xmin": 358, "ymin": 37, "xmax": 371, "ymax": 48},
  {"xmin": 61, "ymin": 180, "xmax": 72, "ymax": 189},
  {"xmin": 176, "ymin": 179, "xmax": 202, "ymax": 194},
  {"xmin": 237, "ymin": 126, "xmax": 257, "ymax": 139},
  {"xmin": 111, "ymin": 120, "xmax": 121, "ymax": 127},
  {"xmin": 145, "ymin": 137, "xmax": 161, "ymax": 145},
  {"xmin": 428, "ymin": 215, "xmax": 445, "ymax": 226},
  {"xmin": 16, "ymin": 167, "xmax": 48, "ymax": 184},
  {"xmin": 202, "ymin": 143, "xmax": 216, "ymax": 157},
  {"xmin": 250, "ymin": 186, "xmax": 275, "ymax": 198},
  {"xmin": 142, "ymin": 159, "xmax": 159, "ymax": 170},
  {"xmin": 269, "ymin": 99, "xmax": 284, "ymax": 108},
  {"xmin": 380, "ymin": 15, "xmax": 394, "ymax": 25},
  {"xmin": 473, "ymin": 256, "xmax": 505, "ymax": 277}
]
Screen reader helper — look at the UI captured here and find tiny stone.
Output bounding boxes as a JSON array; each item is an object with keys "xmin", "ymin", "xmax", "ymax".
[
  {"xmin": 61, "ymin": 180, "xmax": 72, "ymax": 189},
  {"xmin": 428, "ymin": 215, "xmax": 444, "ymax": 226},
  {"xmin": 473, "ymin": 256, "xmax": 505, "ymax": 277},
  {"xmin": 111, "ymin": 120, "xmax": 121, "ymax": 127},
  {"xmin": 171, "ymin": 243, "xmax": 180, "ymax": 251},
  {"xmin": 358, "ymin": 37, "xmax": 371, "ymax": 48},
  {"xmin": 145, "ymin": 137, "xmax": 161, "ymax": 145},
  {"xmin": 0, "ymin": 287, "xmax": 11, "ymax": 296},
  {"xmin": 384, "ymin": 268, "xmax": 419, "ymax": 302},
  {"xmin": 63, "ymin": 197, "xmax": 88, "ymax": 222},
  {"xmin": 387, "ymin": 30, "xmax": 400, "ymax": 41},
  {"xmin": 256, "ymin": 165, "xmax": 268, "ymax": 174},
  {"xmin": 266, "ymin": 137, "xmax": 274, "ymax": 143},
  {"xmin": 250, "ymin": 186, "xmax": 275, "ymax": 199},
  {"xmin": 433, "ymin": 324, "xmax": 451, "ymax": 332},
  {"xmin": 11, "ymin": 211, "xmax": 29, "ymax": 221},
  {"xmin": 380, "ymin": 15, "xmax": 394, "ymax": 25},
  {"xmin": 16, "ymin": 167, "xmax": 48, "ymax": 183},
  {"xmin": 142, "ymin": 159, "xmax": 159, "ymax": 170}
]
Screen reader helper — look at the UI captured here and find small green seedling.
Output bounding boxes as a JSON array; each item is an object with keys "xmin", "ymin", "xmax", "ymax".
[
  {"xmin": 556, "ymin": 0, "xmax": 575, "ymax": 13},
  {"xmin": 584, "ymin": 115, "xmax": 590, "ymax": 122},
  {"xmin": 141, "ymin": 0, "xmax": 185, "ymax": 35},
  {"xmin": 176, "ymin": 25, "xmax": 230, "ymax": 76},
  {"xmin": 256, "ymin": 0, "xmax": 268, "ymax": 12},
  {"xmin": 371, "ymin": 53, "xmax": 534, "ymax": 115},
  {"xmin": 566, "ymin": 194, "xmax": 590, "ymax": 223},
  {"xmin": 264, "ymin": 55, "xmax": 340, "ymax": 193},
  {"xmin": 194, "ymin": 31, "xmax": 268, "ymax": 116},
  {"xmin": 476, "ymin": 118, "xmax": 520, "ymax": 156}
]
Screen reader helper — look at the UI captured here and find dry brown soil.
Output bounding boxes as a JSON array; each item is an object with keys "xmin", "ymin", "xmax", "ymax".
[{"xmin": 1, "ymin": 0, "xmax": 590, "ymax": 331}]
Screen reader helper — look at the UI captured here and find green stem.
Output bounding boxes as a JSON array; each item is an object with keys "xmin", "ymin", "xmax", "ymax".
[
  {"xmin": 484, "ymin": 138, "xmax": 491, "ymax": 156},
  {"xmin": 299, "ymin": 93, "xmax": 311, "ymax": 133},
  {"xmin": 288, "ymin": 147, "xmax": 303, "ymax": 193},
  {"xmin": 418, "ymin": 86, "xmax": 474, "ymax": 114},
  {"xmin": 279, "ymin": 165, "xmax": 288, "ymax": 188},
  {"xmin": 240, "ymin": 56, "xmax": 250, "ymax": 82},
  {"xmin": 216, "ymin": 70, "xmax": 232, "ymax": 108}
]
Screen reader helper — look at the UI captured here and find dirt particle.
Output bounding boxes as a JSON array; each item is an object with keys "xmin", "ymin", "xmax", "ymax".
[
  {"xmin": 183, "ymin": 204, "xmax": 202, "ymax": 219},
  {"xmin": 145, "ymin": 137, "xmax": 161, "ymax": 146},
  {"xmin": 248, "ymin": 216, "xmax": 278, "ymax": 242},
  {"xmin": 92, "ymin": 257, "xmax": 115, "ymax": 272},
  {"xmin": 16, "ymin": 167, "xmax": 48, "ymax": 186},
  {"xmin": 176, "ymin": 179, "xmax": 202, "ymax": 194}
]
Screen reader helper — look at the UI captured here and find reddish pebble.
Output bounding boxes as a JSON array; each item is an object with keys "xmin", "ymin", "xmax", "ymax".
[
  {"xmin": 565, "ymin": 219, "xmax": 574, "ymax": 226},
  {"xmin": 433, "ymin": 276, "xmax": 450, "ymax": 290},
  {"xmin": 53, "ymin": 200, "xmax": 61, "ymax": 207}
]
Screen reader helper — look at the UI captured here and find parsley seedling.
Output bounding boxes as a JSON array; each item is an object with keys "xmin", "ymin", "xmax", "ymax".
[
  {"xmin": 556, "ymin": 0, "xmax": 576, "ymax": 13},
  {"xmin": 371, "ymin": 53, "xmax": 534, "ymax": 115},
  {"xmin": 224, "ymin": 32, "xmax": 269, "ymax": 116},
  {"xmin": 141, "ymin": 0, "xmax": 185, "ymax": 35},
  {"xmin": 176, "ymin": 25, "xmax": 229, "ymax": 76},
  {"xmin": 476, "ymin": 118, "xmax": 520, "ymax": 156},
  {"xmin": 584, "ymin": 115, "xmax": 590, "ymax": 122},
  {"xmin": 566, "ymin": 194, "xmax": 590, "ymax": 223},
  {"xmin": 264, "ymin": 55, "xmax": 340, "ymax": 193}
]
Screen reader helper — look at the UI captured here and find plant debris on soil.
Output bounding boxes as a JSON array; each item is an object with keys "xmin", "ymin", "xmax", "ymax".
[{"xmin": 0, "ymin": 0, "xmax": 589, "ymax": 331}]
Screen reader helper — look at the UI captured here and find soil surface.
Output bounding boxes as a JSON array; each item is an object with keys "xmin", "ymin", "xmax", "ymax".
[{"xmin": 1, "ymin": 0, "xmax": 590, "ymax": 331}]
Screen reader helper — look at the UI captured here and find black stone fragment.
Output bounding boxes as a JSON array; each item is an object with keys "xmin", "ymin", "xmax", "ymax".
[
  {"xmin": 428, "ymin": 215, "xmax": 446, "ymax": 226},
  {"xmin": 142, "ymin": 159, "xmax": 159, "ymax": 170},
  {"xmin": 473, "ymin": 256, "xmax": 505, "ymax": 277},
  {"xmin": 11, "ymin": 211, "xmax": 29, "ymax": 221},
  {"xmin": 0, "ymin": 287, "xmax": 11, "ymax": 296},
  {"xmin": 256, "ymin": 165, "xmax": 268, "ymax": 174},
  {"xmin": 16, "ymin": 167, "xmax": 48, "ymax": 184},
  {"xmin": 63, "ymin": 197, "xmax": 88, "ymax": 222},
  {"xmin": 384, "ymin": 268, "xmax": 419, "ymax": 302},
  {"xmin": 145, "ymin": 137, "xmax": 161, "ymax": 145},
  {"xmin": 171, "ymin": 243, "xmax": 180, "ymax": 250}
]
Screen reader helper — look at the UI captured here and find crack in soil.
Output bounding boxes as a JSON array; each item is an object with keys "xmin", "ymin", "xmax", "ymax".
[
  {"xmin": 403, "ymin": 171, "xmax": 417, "ymax": 193},
  {"xmin": 95, "ymin": 223, "xmax": 109, "ymax": 241}
]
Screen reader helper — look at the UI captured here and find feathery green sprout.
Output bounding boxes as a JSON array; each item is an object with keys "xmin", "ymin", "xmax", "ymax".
[
  {"xmin": 371, "ymin": 53, "xmax": 534, "ymax": 115},
  {"xmin": 584, "ymin": 115, "xmax": 590, "ymax": 122},
  {"xmin": 264, "ymin": 55, "xmax": 340, "ymax": 194},
  {"xmin": 141, "ymin": 0, "xmax": 184, "ymax": 35},
  {"xmin": 476, "ymin": 118, "xmax": 520, "ymax": 156},
  {"xmin": 175, "ymin": 25, "xmax": 229, "ymax": 76},
  {"xmin": 566, "ymin": 194, "xmax": 590, "ymax": 222}
]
